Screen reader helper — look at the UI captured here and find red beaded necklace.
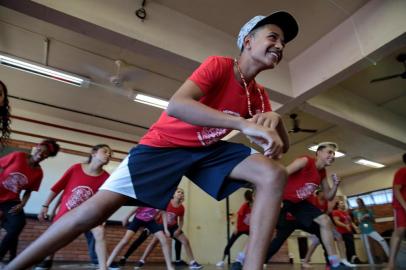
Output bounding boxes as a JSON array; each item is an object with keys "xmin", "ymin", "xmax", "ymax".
[{"xmin": 234, "ymin": 58, "xmax": 265, "ymax": 117}]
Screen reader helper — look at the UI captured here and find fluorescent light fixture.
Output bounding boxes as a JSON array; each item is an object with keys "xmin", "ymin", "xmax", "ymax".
[
  {"xmin": 353, "ymin": 158, "xmax": 385, "ymax": 168},
  {"xmin": 0, "ymin": 53, "xmax": 89, "ymax": 87},
  {"xmin": 308, "ymin": 144, "xmax": 346, "ymax": 157},
  {"xmin": 134, "ymin": 93, "xmax": 168, "ymax": 109}
]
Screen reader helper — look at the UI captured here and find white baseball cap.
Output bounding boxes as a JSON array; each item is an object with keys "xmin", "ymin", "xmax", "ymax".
[{"xmin": 237, "ymin": 11, "xmax": 299, "ymax": 50}]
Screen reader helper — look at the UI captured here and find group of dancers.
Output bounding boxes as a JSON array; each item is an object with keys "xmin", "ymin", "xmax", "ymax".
[{"xmin": 0, "ymin": 9, "xmax": 405, "ymax": 270}]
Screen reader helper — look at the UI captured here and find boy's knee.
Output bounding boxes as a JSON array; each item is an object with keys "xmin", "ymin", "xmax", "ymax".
[{"xmin": 257, "ymin": 163, "xmax": 287, "ymax": 188}]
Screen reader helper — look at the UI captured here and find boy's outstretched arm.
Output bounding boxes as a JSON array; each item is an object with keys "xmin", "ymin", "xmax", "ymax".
[{"xmin": 168, "ymin": 80, "xmax": 284, "ymax": 158}]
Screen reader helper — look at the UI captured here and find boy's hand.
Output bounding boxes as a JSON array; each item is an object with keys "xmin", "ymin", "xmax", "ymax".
[
  {"xmin": 331, "ymin": 173, "xmax": 340, "ymax": 186},
  {"xmin": 251, "ymin": 112, "xmax": 281, "ymax": 129},
  {"xmin": 241, "ymin": 121, "xmax": 283, "ymax": 159}
]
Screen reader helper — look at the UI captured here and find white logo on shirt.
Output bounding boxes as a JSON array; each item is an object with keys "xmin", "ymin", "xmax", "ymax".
[
  {"xmin": 296, "ymin": 183, "xmax": 319, "ymax": 200},
  {"xmin": 243, "ymin": 213, "xmax": 251, "ymax": 226},
  {"xmin": 2, "ymin": 172, "xmax": 28, "ymax": 193},
  {"xmin": 197, "ymin": 110, "xmax": 240, "ymax": 146},
  {"xmin": 66, "ymin": 186, "xmax": 94, "ymax": 210}
]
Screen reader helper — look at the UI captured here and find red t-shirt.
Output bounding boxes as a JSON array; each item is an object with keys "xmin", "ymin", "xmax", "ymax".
[
  {"xmin": 393, "ymin": 167, "xmax": 406, "ymax": 209},
  {"xmin": 0, "ymin": 152, "xmax": 43, "ymax": 203},
  {"xmin": 51, "ymin": 163, "xmax": 110, "ymax": 221},
  {"xmin": 140, "ymin": 56, "xmax": 271, "ymax": 147},
  {"xmin": 158, "ymin": 200, "xmax": 185, "ymax": 227},
  {"xmin": 236, "ymin": 202, "xmax": 251, "ymax": 232},
  {"xmin": 308, "ymin": 194, "xmax": 328, "ymax": 213},
  {"xmin": 332, "ymin": 209, "xmax": 352, "ymax": 234},
  {"xmin": 283, "ymin": 156, "xmax": 326, "ymax": 203}
]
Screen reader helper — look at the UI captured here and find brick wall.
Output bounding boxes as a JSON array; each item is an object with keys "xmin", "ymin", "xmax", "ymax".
[{"xmin": 0, "ymin": 216, "xmax": 164, "ymax": 263}]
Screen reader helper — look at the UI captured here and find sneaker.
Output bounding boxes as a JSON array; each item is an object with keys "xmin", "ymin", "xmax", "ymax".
[
  {"xmin": 133, "ymin": 260, "xmax": 145, "ymax": 269},
  {"xmin": 174, "ymin": 260, "xmax": 188, "ymax": 266},
  {"xmin": 109, "ymin": 261, "xmax": 121, "ymax": 270},
  {"xmin": 330, "ymin": 264, "xmax": 351, "ymax": 270},
  {"xmin": 302, "ymin": 262, "xmax": 312, "ymax": 268},
  {"xmin": 34, "ymin": 260, "xmax": 53, "ymax": 270},
  {"xmin": 231, "ymin": 261, "xmax": 242, "ymax": 270},
  {"xmin": 340, "ymin": 259, "xmax": 356, "ymax": 267},
  {"xmin": 189, "ymin": 261, "xmax": 203, "ymax": 269},
  {"xmin": 216, "ymin": 260, "xmax": 225, "ymax": 267},
  {"xmin": 118, "ymin": 257, "xmax": 127, "ymax": 266},
  {"xmin": 353, "ymin": 257, "xmax": 365, "ymax": 264}
]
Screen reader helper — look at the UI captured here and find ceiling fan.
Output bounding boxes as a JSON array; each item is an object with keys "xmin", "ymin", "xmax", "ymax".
[
  {"xmin": 85, "ymin": 59, "xmax": 146, "ymax": 91},
  {"xmin": 370, "ymin": 53, "xmax": 406, "ymax": 83},
  {"xmin": 288, "ymin": 113, "xmax": 318, "ymax": 134}
]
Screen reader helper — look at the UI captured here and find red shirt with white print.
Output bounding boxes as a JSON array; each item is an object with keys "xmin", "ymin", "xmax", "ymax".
[
  {"xmin": 236, "ymin": 202, "xmax": 251, "ymax": 232},
  {"xmin": 140, "ymin": 56, "xmax": 271, "ymax": 147},
  {"xmin": 393, "ymin": 167, "xmax": 406, "ymax": 209},
  {"xmin": 332, "ymin": 209, "xmax": 353, "ymax": 234},
  {"xmin": 0, "ymin": 152, "xmax": 43, "ymax": 203},
  {"xmin": 51, "ymin": 163, "xmax": 109, "ymax": 222},
  {"xmin": 283, "ymin": 156, "xmax": 326, "ymax": 203},
  {"xmin": 158, "ymin": 200, "xmax": 185, "ymax": 227}
]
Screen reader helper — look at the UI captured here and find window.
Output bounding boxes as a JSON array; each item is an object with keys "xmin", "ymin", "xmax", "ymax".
[{"xmin": 347, "ymin": 188, "xmax": 392, "ymax": 209}]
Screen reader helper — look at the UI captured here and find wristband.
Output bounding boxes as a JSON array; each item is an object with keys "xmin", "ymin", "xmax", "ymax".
[{"xmin": 42, "ymin": 205, "xmax": 49, "ymax": 208}]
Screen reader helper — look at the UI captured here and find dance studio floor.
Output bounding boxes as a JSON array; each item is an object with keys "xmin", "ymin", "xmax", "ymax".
[{"xmin": 46, "ymin": 262, "xmax": 390, "ymax": 269}]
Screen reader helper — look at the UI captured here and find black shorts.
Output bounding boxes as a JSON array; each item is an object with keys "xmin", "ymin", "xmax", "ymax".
[
  {"xmin": 127, "ymin": 217, "xmax": 162, "ymax": 234},
  {"xmin": 100, "ymin": 141, "xmax": 252, "ymax": 210},
  {"xmin": 168, "ymin": 225, "xmax": 183, "ymax": 238},
  {"xmin": 278, "ymin": 200, "xmax": 324, "ymax": 228}
]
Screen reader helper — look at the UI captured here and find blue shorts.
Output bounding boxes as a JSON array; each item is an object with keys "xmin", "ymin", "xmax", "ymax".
[
  {"xmin": 127, "ymin": 217, "xmax": 162, "ymax": 234},
  {"xmin": 101, "ymin": 141, "xmax": 253, "ymax": 209}
]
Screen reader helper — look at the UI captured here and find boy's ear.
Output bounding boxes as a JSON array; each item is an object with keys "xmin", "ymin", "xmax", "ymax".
[{"xmin": 243, "ymin": 35, "xmax": 252, "ymax": 50}]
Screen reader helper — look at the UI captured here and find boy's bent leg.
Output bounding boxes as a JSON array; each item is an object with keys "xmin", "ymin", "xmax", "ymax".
[
  {"xmin": 4, "ymin": 191, "xmax": 128, "ymax": 270},
  {"xmin": 313, "ymin": 214, "xmax": 338, "ymax": 257},
  {"xmin": 229, "ymin": 154, "xmax": 287, "ymax": 270}
]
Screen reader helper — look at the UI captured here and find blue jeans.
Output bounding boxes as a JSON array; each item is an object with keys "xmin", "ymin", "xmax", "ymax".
[{"xmin": 84, "ymin": 231, "xmax": 98, "ymax": 264}]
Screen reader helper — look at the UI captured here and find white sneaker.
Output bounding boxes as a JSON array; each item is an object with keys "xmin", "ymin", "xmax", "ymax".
[
  {"xmin": 216, "ymin": 261, "xmax": 225, "ymax": 267},
  {"xmin": 341, "ymin": 259, "xmax": 356, "ymax": 267}
]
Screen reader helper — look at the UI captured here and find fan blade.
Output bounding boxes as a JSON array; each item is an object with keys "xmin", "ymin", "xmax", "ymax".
[
  {"xmin": 299, "ymin": 128, "xmax": 318, "ymax": 133},
  {"xmin": 370, "ymin": 73, "xmax": 403, "ymax": 83},
  {"xmin": 89, "ymin": 81, "xmax": 133, "ymax": 99}
]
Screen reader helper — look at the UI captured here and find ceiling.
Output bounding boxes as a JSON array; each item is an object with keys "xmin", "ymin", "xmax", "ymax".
[{"xmin": 0, "ymin": 0, "xmax": 405, "ymax": 180}]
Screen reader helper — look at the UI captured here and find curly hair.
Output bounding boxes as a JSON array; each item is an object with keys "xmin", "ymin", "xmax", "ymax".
[{"xmin": 0, "ymin": 80, "xmax": 11, "ymax": 148}]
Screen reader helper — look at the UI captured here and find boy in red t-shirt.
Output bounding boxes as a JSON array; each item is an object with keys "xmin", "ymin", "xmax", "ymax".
[
  {"xmin": 0, "ymin": 139, "xmax": 59, "ymax": 264},
  {"xmin": 231, "ymin": 143, "xmax": 349, "ymax": 270},
  {"xmin": 385, "ymin": 153, "xmax": 406, "ymax": 270},
  {"xmin": 6, "ymin": 12, "xmax": 299, "ymax": 270}
]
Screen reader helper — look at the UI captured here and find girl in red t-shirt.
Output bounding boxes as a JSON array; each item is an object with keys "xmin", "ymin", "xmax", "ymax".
[
  {"xmin": 0, "ymin": 139, "xmax": 59, "ymax": 263},
  {"xmin": 36, "ymin": 144, "xmax": 112, "ymax": 270},
  {"xmin": 332, "ymin": 200, "xmax": 361, "ymax": 264},
  {"xmin": 134, "ymin": 188, "xmax": 202, "ymax": 269},
  {"xmin": 216, "ymin": 189, "xmax": 253, "ymax": 267}
]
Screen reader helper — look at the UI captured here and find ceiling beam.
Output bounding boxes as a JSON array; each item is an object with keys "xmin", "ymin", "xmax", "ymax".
[
  {"xmin": 279, "ymin": 0, "xmax": 406, "ymax": 113},
  {"xmin": 303, "ymin": 87, "xmax": 406, "ymax": 150}
]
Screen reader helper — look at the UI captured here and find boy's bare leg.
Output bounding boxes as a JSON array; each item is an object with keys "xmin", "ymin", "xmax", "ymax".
[
  {"xmin": 229, "ymin": 154, "xmax": 287, "ymax": 270},
  {"xmin": 384, "ymin": 227, "xmax": 406, "ymax": 270},
  {"xmin": 313, "ymin": 214, "xmax": 338, "ymax": 256},
  {"xmin": 4, "ymin": 191, "xmax": 128, "ymax": 270}
]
